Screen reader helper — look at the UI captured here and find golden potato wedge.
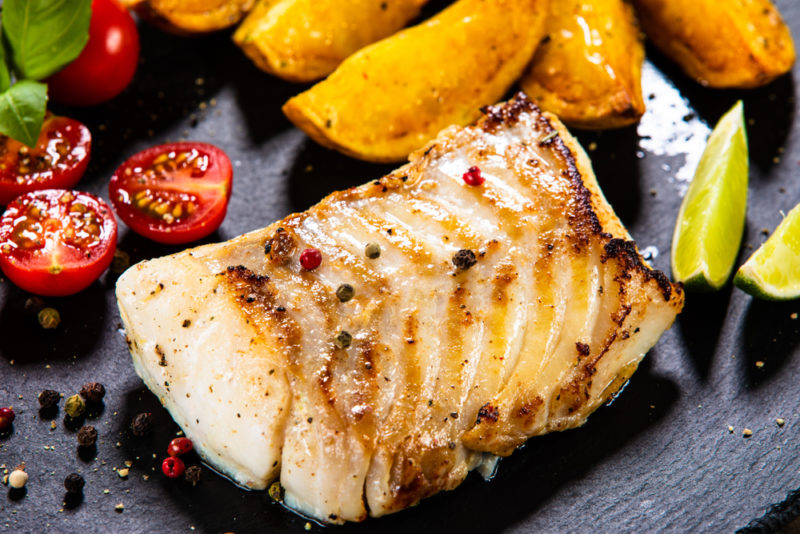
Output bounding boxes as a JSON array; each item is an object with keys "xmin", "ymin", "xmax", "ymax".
[
  {"xmin": 633, "ymin": 0, "xmax": 795, "ymax": 88},
  {"xmin": 233, "ymin": 0, "xmax": 429, "ymax": 83},
  {"xmin": 521, "ymin": 0, "xmax": 645, "ymax": 130},
  {"xmin": 121, "ymin": 0, "xmax": 255, "ymax": 34},
  {"xmin": 282, "ymin": 0, "xmax": 549, "ymax": 163}
]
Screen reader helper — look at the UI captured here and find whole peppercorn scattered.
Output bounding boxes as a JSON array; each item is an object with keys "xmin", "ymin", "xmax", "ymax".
[
  {"xmin": 38, "ymin": 389, "xmax": 61, "ymax": 409},
  {"xmin": 77, "ymin": 425, "xmax": 98, "ymax": 448},
  {"xmin": 167, "ymin": 437, "xmax": 193, "ymax": 457},
  {"xmin": 268, "ymin": 481, "xmax": 284, "ymax": 502},
  {"xmin": 110, "ymin": 249, "xmax": 130, "ymax": 274},
  {"xmin": 64, "ymin": 473, "xmax": 85, "ymax": 494},
  {"xmin": 335, "ymin": 330, "xmax": 352, "ymax": 349},
  {"xmin": 299, "ymin": 248, "xmax": 322, "ymax": 270},
  {"xmin": 38, "ymin": 307, "xmax": 61, "ymax": 329},
  {"xmin": 452, "ymin": 249, "xmax": 477, "ymax": 271},
  {"xmin": 162, "ymin": 456, "xmax": 185, "ymax": 478},
  {"xmin": 364, "ymin": 242, "xmax": 381, "ymax": 259},
  {"xmin": 79, "ymin": 382, "xmax": 106, "ymax": 403},
  {"xmin": 184, "ymin": 465, "xmax": 202, "ymax": 486},
  {"xmin": 461, "ymin": 165, "xmax": 485, "ymax": 186},
  {"xmin": 130, "ymin": 412, "xmax": 153, "ymax": 437},
  {"xmin": 335, "ymin": 284, "xmax": 355, "ymax": 303},
  {"xmin": 64, "ymin": 395, "xmax": 86, "ymax": 418},
  {"xmin": 0, "ymin": 407, "xmax": 16, "ymax": 430},
  {"xmin": 8, "ymin": 469, "xmax": 27, "ymax": 489}
]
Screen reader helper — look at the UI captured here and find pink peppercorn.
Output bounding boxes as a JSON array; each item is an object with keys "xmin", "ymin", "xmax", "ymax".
[
  {"xmin": 0, "ymin": 407, "xmax": 14, "ymax": 430},
  {"xmin": 162, "ymin": 456, "xmax": 185, "ymax": 478},
  {"xmin": 462, "ymin": 166, "xmax": 485, "ymax": 186},
  {"xmin": 299, "ymin": 248, "xmax": 322, "ymax": 270},
  {"xmin": 167, "ymin": 437, "xmax": 193, "ymax": 457}
]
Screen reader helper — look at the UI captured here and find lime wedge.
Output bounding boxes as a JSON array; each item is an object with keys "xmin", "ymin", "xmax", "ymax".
[
  {"xmin": 671, "ymin": 100, "xmax": 748, "ymax": 291},
  {"xmin": 734, "ymin": 204, "xmax": 800, "ymax": 300}
]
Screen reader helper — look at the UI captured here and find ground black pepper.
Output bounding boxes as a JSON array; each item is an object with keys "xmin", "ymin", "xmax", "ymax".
[
  {"xmin": 185, "ymin": 465, "xmax": 202, "ymax": 486},
  {"xmin": 130, "ymin": 412, "xmax": 153, "ymax": 437},
  {"xmin": 452, "ymin": 249, "xmax": 477, "ymax": 270},
  {"xmin": 64, "ymin": 473, "xmax": 85, "ymax": 494},
  {"xmin": 77, "ymin": 425, "xmax": 97, "ymax": 447},
  {"xmin": 38, "ymin": 389, "xmax": 61, "ymax": 409},
  {"xmin": 79, "ymin": 382, "xmax": 105, "ymax": 403}
]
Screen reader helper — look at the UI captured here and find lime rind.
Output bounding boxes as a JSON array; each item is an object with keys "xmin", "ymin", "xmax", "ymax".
[
  {"xmin": 734, "ymin": 203, "xmax": 800, "ymax": 301},
  {"xmin": 671, "ymin": 100, "xmax": 749, "ymax": 291}
]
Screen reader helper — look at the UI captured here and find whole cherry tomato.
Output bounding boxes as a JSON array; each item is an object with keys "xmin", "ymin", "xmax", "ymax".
[{"xmin": 47, "ymin": 0, "xmax": 140, "ymax": 106}]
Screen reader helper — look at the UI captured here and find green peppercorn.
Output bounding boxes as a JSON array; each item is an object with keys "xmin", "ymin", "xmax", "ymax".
[
  {"xmin": 335, "ymin": 284, "xmax": 355, "ymax": 302},
  {"xmin": 64, "ymin": 394, "xmax": 86, "ymax": 418},
  {"xmin": 38, "ymin": 307, "xmax": 61, "ymax": 329},
  {"xmin": 268, "ymin": 481, "xmax": 283, "ymax": 502},
  {"xmin": 364, "ymin": 242, "xmax": 381, "ymax": 259},
  {"xmin": 335, "ymin": 331, "xmax": 352, "ymax": 349}
]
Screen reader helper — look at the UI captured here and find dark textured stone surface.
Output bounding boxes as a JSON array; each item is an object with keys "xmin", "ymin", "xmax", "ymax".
[{"xmin": 1, "ymin": 2, "xmax": 799, "ymax": 532}]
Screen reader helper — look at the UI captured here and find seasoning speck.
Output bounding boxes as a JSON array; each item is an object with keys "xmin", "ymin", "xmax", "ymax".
[
  {"xmin": 728, "ymin": 426, "xmax": 734, "ymax": 433},
  {"xmin": 38, "ymin": 307, "xmax": 61, "ymax": 329},
  {"xmin": 335, "ymin": 331, "xmax": 352, "ymax": 349},
  {"xmin": 304, "ymin": 522, "xmax": 312, "ymax": 531},
  {"xmin": 64, "ymin": 395, "xmax": 86, "ymax": 418},
  {"xmin": 452, "ymin": 249, "xmax": 477, "ymax": 270},
  {"xmin": 755, "ymin": 360, "xmax": 765, "ymax": 368},
  {"xmin": 335, "ymin": 284, "xmax": 355, "ymax": 303},
  {"xmin": 743, "ymin": 428, "xmax": 753, "ymax": 437},
  {"xmin": 64, "ymin": 473, "xmax": 85, "ymax": 494},
  {"xmin": 77, "ymin": 425, "xmax": 97, "ymax": 448},
  {"xmin": 777, "ymin": 418, "xmax": 786, "ymax": 427},
  {"xmin": 130, "ymin": 413, "xmax": 153, "ymax": 437},
  {"xmin": 9, "ymin": 469, "xmax": 27, "ymax": 489},
  {"xmin": 114, "ymin": 503, "xmax": 124, "ymax": 513},
  {"xmin": 364, "ymin": 242, "xmax": 381, "ymax": 259},
  {"xmin": 118, "ymin": 468, "xmax": 129, "ymax": 479},
  {"xmin": 38, "ymin": 389, "xmax": 61, "ymax": 409}
]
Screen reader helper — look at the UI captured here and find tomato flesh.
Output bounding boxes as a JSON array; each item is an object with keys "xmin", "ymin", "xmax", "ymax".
[
  {"xmin": 110, "ymin": 142, "xmax": 233, "ymax": 244},
  {"xmin": 0, "ymin": 190, "xmax": 117, "ymax": 296},
  {"xmin": 0, "ymin": 116, "xmax": 92, "ymax": 205},
  {"xmin": 47, "ymin": 0, "xmax": 140, "ymax": 106}
]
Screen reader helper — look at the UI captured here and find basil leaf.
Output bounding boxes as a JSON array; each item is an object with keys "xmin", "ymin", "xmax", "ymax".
[
  {"xmin": 0, "ymin": 81, "xmax": 48, "ymax": 147},
  {"xmin": 3, "ymin": 0, "xmax": 92, "ymax": 81},
  {"xmin": 0, "ymin": 33, "xmax": 10, "ymax": 93}
]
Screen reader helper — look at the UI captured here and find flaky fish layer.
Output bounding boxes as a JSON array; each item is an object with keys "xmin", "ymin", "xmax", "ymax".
[{"xmin": 117, "ymin": 93, "xmax": 683, "ymax": 523}]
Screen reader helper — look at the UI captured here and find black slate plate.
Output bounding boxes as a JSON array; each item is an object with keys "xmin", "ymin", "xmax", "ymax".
[{"xmin": 2, "ymin": 2, "xmax": 800, "ymax": 533}]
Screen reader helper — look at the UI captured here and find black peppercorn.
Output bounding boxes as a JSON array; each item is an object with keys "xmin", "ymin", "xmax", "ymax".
[
  {"xmin": 452, "ymin": 249, "xmax": 477, "ymax": 270},
  {"xmin": 77, "ymin": 425, "xmax": 97, "ymax": 448},
  {"xmin": 335, "ymin": 284, "xmax": 355, "ymax": 302},
  {"xmin": 38, "ymin": 389, "xmax": 61, "ymax": 409},
  {"xmin": 130, "ymin": 412, "xmax": 153, "ymax": 437},
  {"xmin": 64, "ymin": 473, "xmax": 85, "ymax": 494},
  {"xmin": 79, "ymin": 382, "xmax": 106, "ymax": 403},
  {"xmin": 185, "ymin": 465, "xmax": 202, "ymax": 486}
]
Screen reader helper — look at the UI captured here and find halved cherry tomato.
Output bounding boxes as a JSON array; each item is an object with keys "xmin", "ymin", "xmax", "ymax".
[
  {"xmin": 109, "ymin": 142, "xmax": 233, "ymax": 245},
  {"xmin": 0, "ymin": 190, "xmax": 117, "ymax": 296},
  {"xmin": 47, "ymin": 0, "xmax": 140, "ymax": 106},
  {"xmin": 0, "ymin": 116, "xmax": 92, "ymax": 205}
]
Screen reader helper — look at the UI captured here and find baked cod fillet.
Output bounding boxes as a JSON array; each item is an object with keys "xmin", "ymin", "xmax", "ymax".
[{"xmin": 116, "ymin": 93, "xmax": 683, "ymax": 523}]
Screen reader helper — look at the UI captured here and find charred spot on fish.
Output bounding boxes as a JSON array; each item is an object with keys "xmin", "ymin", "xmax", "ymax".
[
  {"xmin": 182, "ymin": 319, "xmax": 191, "ymax": 328},
  {"xmin": 155, "ymin": 345, "xmax": 167, "ymax": 367},
  {"xmin": 576, "ymin": 342, "xmax": 590, "ymax": 356},
  {"xmin": 452, "ymin": 249, "xmax": 477, "ymax": 270},
  {"xmin": 602, "ymin": 238, "xmax": 675, "ymax": 301},
  {"xmin": 266, "ymin": 227, "xmax": 296, "ymax": 265},
  {"xmin": 480, "ymin": 92, "xmax": 537, "ymax": 132},
  {"xmin": 476, "ymin": 403, "xmax": 499, "ymax": 424}
]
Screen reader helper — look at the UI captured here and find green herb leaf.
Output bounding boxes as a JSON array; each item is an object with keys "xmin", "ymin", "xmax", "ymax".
[
  {"xmin": 0, "ymin": 81, "xmax": 48, "ymax": 147},
  {"xmin": 3, "ymin": 0, "xmax": 92, "ymax": 81},
  {"xmin": 0, "ymin": 32, "xmax": 11, "ymax": 93}
]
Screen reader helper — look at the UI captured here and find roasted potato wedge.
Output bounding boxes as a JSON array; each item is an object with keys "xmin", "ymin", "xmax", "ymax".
[
  {"xmin": 282, "ymin": 0, "xmax": 549, "ymax": 163},
  {"xmin": 633, "ymin": 0, "xmax": 795, "ymax": 88},
  {"xmin": 521, "ymin": 0, "xmax": 645, "ymax": 129},
  {"xmin": 121, "ymin": 0, "xmax": 255, "ymax": 34},
  {"xmin": 233, "ymin": 0, "xmax": 429, "ymax": 83}
]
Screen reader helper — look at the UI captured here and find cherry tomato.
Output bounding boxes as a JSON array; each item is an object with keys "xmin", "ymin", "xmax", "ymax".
[
  {"xmin": 0, "ymin": 190, "xmax": 117, "ymax": 296},
  {"xmin": 167, "ymin": 437, "xmax": 193, "ymax": 457},
  {"xmin": 162, "ymin": 456, "xmax": 185, "ymax": 478},
  {"xmin": 47, "ymin": 0, "xmax": 139, "ymax": 106},
  {"xmin": 0, "ymin": 115, "xmax": 91, "ymax": 206},
  {"xmin": 109, "ymin": 142, "xmax": 233, "ymax": 245}
]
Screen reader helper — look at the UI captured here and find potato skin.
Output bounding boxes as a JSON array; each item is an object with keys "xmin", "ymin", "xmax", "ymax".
[
  {"xmin": 283, "ymin": 0, "xmax": 550, "ymax": 163},
  {"xmin": 121, "ymin": 0, "xmax": 254, "ymax": 34},
  {"xmin": 521, "ymin": 0, "xmax": 645, "ymax": 130},
  {"xmin": 233, "ymin": 0, "xmax": 429, "ymax": 83},
  {"xmin": 633, "ymin": 0, "xmax": 795, "ymax": 88}
]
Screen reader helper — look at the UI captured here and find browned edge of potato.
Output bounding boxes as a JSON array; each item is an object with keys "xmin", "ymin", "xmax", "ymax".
[
  {"xmin": 521, "ymin": 0, "xmax": 646, "ymax": 130},
  {"xmin": 122, "ymin": 0, "xmax": 255, "ymax": 34},
  {"xmin": 282, "ymin": 0, "xmax": 551, "ymax": 163},
  {"xmin": 633, "ymin": 0, "xmax": 795, "ymax": 88},
  {"xmin": 233, "ymin": 0, "xmax": 430, "ymax": 83}
]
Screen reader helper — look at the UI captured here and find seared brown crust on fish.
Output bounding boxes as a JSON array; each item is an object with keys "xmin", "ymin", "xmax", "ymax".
[{"xmin": 116, "ymin": 93, "xmax": 683, "ymax": 523}]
